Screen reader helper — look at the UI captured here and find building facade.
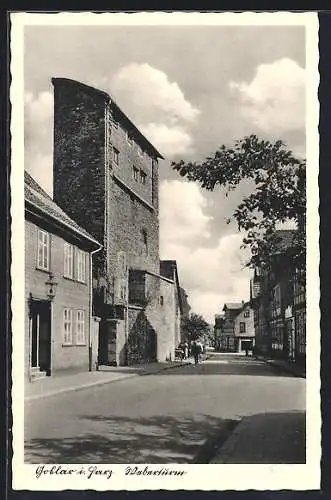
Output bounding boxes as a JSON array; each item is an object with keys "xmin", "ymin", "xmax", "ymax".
[
  {"xmin": 51, "ymin": 77, "xmax": 181, "ymax": 365},
  {"xmin": 25, "ymin": 171, "xmax": 101, "ymax": 382},
  {"xmin": 250, "ymin": 230, "xmax": 306, "ymax": 366},
  {"xmin": 160, "ymin": 260, "xmax": 183, "ymax": 349},
  {"xmin": 233, "ymin": 302, "xmax": 255, "ymax": 352},
  {"xmin": 217, "ymin": 303, "xmax": 241, "ymax": 352},
  {"xmin": 214, "ymin": 302, "xmax": 255, "ymax": 353},
  {"xmin": 292, "ymin": 268, "xmax": 306, "ymax": 365}
]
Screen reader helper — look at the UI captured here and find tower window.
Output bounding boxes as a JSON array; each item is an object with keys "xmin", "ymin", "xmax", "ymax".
[
  {"xmin": 142, "ymin": 229, "xmax": 148, "ymax": 254},
  {"xmin": 126, "ymin": 131, "xmax": 134, "ymax": 146},
  {"xmin": 140, "ymin": 170, "xmax": 147, "ymax": 185},
  {"xmin": 113, "ymin": 148, "xmax": 120, "ymax": 165},
  {"xmin": 133, "ymin": 166, "xmax": 139, "ymax": 181}
]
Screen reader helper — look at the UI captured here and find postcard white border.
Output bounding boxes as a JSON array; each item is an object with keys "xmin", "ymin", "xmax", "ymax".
[{"xmin": 10, "ymin": 10, "xmax": 320, "ymax": 491}]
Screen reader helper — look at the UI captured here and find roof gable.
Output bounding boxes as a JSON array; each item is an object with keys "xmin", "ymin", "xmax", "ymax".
[{"xmin": 223, "ymin": 302, "xmax": 243, "ymax": 311}]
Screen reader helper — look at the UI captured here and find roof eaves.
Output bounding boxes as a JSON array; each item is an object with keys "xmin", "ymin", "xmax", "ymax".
[
  {"xmin": 25, "ymin": 197, "xmax": 101, "ymax": 248},
  {"xmin": 51, "ymin": 77, "xmax": 164, "ymax": 160}
]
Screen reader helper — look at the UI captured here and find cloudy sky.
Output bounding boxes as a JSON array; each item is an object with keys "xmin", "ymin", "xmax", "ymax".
[{"xmin": 24, "ymin": 20, "xmax": 306, "ymax": 323}]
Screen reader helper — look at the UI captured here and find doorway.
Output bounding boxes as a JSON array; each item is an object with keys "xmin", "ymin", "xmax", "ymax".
[
  {"xmin": 98, "ymin": 320, "xmax": 117, "ymax": 366},
  {"xmin": 30, "ymin": 299, "xmax": 52, "ymax": 375}
]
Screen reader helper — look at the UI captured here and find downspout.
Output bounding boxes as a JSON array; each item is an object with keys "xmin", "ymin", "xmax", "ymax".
[
  {"xmin": 89, "ymin": 245, "xmax": 102, "ymax": 371},
  {"xmin": 28, "ymin": 294, "xmax": 33, "ymax": 381},
  {"xmin": 125, "ymin": 273, "xmax": 129, "ymax": 366}
]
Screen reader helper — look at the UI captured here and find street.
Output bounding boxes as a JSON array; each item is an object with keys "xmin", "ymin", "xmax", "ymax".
[{"xmin": 25, "ymin": 353, "xmax": 306, "ymax": 464}]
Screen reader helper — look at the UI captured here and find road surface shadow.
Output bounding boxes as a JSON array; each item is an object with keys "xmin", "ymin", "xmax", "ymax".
[
  {"xmin": 210, "ymin": 410, "xmax": 306, "ymax": 464},
  {"xmin": 25, "ymin": 413, "xmax": 239, "ymax": 464},
  {"xmin": 25, "ymin": 410, "xmax": 306, "ymax": 464},
  {"xmin": 97, "ymin": 358, "xmax": 299, "ymax": 378},
  {"xmin": 148, "ymin": 360, "xmax": 298, "ymax": 377}
]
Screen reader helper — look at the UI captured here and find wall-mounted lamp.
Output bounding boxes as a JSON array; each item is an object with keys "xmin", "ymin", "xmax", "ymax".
[{"xmin": 45, "ymin": 272, "xmax": 58, "ymax": 301}]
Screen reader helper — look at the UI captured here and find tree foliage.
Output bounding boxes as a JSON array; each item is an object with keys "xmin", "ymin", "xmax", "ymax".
[
  {"xmin": 181, "ymin": 313, "xmax": 210, "ymax": 342},
  {"xmin": 172, "ymin": 135, "xmax": 306, "ymax": 269}
]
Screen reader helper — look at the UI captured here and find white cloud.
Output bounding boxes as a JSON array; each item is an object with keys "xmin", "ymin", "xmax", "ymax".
[
  {"xmin": 111, "ymin": 63, "xmax": 200, "ymax": 123},
  {"xmin": 25, "ymin": 91, "xmax": 54, "ymax": 125},
  {"xmin": 229, "ymin": 58, "xmax": 305, "ymax": 133},
  {"xmin": 160, "ymin": 180, "xmax": 212, "ymax": 244},
  {"xmin": 25, "ymin": 152, "xmax": 53, "ymax": 196},
  {"xmin": 110, "ymin": 63, "xmax": 200, "ymax": 158},
  {"xmin": 25, "ymin": 91, "xmax": 54, "ymax": 195},
  {"xmin": 163, "ymin": 236, "xmax": 251, "ymax": 323},
  {"xmin": 160, "ymin": 180, "xmax": 251, "ymax": 323},
  {"xmin": 142, "ymin": 123, "xmax": 194, "ymax": 157}
]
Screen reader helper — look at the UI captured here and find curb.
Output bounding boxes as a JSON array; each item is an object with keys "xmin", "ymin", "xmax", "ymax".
[
  {"xmin": 24, "ymin": 372, "xmax": 137, "ymax": 402},
  {"xmin": 209, "ymin": 419, "xmax": 244, "ymax": 463},
  {"xmin": 138, "ymin": 361, "xmax": 192, "ymax": 376},
  {"xmin": 265, "ymin": 360, "xmax": 306, "ymax": 378},
  {"xmin": 256, "ymin": 356, "xmax": 306, "ymax": 378},
  {"xmin": 25, "ymin": 361, "xmax": 192, "ymax": 402},
  {"xmin": 194, "ymin": 418, "xmax": 241, "ymax": 463}
]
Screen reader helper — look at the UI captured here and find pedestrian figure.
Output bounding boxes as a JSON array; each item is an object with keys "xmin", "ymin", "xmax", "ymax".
[
  {"xmin": 191, "ymin": 341, "xmax": 200, "ymax": 365},
  {"xmin": 176, "ymin": 345, "xmax": 185, "ymax": 362},
  {"xmin": 183, "ymin": 341, "xmax": 189, "ymax": 360},
  {"xmin": 245, "ymin": 346, "xmax": 249, "ymax": 357},
  {"xmin": 196, "ymin": 340, "xmax": 203, "ymax": 362}
]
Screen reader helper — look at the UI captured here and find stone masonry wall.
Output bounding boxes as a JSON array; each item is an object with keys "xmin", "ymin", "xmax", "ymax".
[
  {"xmin": 145, "ymin": 274, "xmax": 176, "ymax": 362},
  {"xmin": 51, "ymin": 78, "xmax": 173, "ymax": 366},
  {"xmin": 106, "ymin": 98, "xmax": 160, "ymax": 278},
  {"xmin": 52, "ymin": 78, "xmax": 161, "ymax": 286},
  {"xmin": 107, "ymin": 178, "xmax": 160, "ymax": 280},
  {"xmin": 109, "ymin": 106, "xmax": 157, "ymax": 210},
  {"xmin": 52, "ymin": 79, "xmax": 106, "ymax": 277}
]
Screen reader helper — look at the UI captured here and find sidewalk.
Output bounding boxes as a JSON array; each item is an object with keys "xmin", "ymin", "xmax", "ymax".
[
  {"xmin": 256, "ymin": 356, "xmax": 306, "ymax": 378},
  {"xmin": 25, "ymin": 360, "xmax": 191, "ymax": 402},
  {"xmin": 210, "ymin": 410, "xmax": 306, "ymax": 463}
]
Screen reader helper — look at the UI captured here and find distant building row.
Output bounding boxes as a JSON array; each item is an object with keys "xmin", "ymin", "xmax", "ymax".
[
  {"xmin": 213, "ymin": 229, "xmax": 306, "ymax": 367},
  {"xmin": 214, "ymin": 301, "xmax": 255, "ymax": 353},
  {"xmin": 250, "ymin": 230, "xmax": 306, "ymax": 366},
  {"xmin": 25, "ymin": 77, "xmax": 189, "ymax": 382}
]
